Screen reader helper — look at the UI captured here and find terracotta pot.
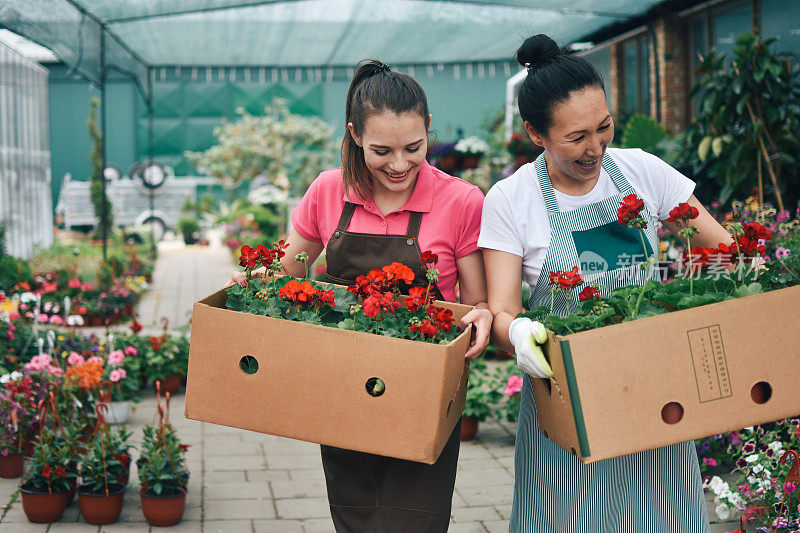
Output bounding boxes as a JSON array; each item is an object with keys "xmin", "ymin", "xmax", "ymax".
[
  {"xmin": 0, "ymin": 452, "xmax": 25, "ymax": 478},
  {"xmin": 88, "ymin": 315, "xmax": 105, "ymax": 327},
  {"xmin": 461, "ymin": 155, "xmax": 481, "ymax": 169},
  {"xmin": 78, "ymin": 483, "xmax": 125, "ymax": 525},
  {"xmin": 437, "ymin": 154, "xmax": 457, "ymax": 171},
  {"xmin": 140, "ymin": 489, "xmax": 187, "ymax": 527},
  {"xmin": 20, "ymin": 486, "xmax": 69, "ymax": 523},
  {"xmin": 460, "ymin": 416, "xmax": 479, "ymax": 441},
  {"xmin": 154, "ymin": 375, "xmax": 182, "ymax": 395}
]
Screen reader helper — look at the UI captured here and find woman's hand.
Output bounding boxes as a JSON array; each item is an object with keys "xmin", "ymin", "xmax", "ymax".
[
  {"xmin": 225, "ymin": 270, "xmax": 259, "ymax": 288},
  {"xmin": 461, "ymin": 307, "xmax": 492, "ymax": 360}
]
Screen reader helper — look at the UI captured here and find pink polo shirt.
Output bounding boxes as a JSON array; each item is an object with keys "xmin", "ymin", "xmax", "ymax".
[{"xmin": 291, "ymin": 160, "xmax": 484, "ymax": 302}]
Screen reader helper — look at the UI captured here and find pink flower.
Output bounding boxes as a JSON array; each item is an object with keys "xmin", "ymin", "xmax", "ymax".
[
  {"xmin": 34, "ymin": 354, "xmax": 52, "ymax": 366},
  {"xmin": 67, "ymin": 352, "xmax": 85, "ymax": 365},
  {"xmin": 49, "ymin": 367, "xmax": 63, "ymax": 376},
  {"xmin": 80, "ymin": 282, "xmax": 94, "ymax": 292},
  {"xmin": 109, "ymin": 369, "xmax": 123, "ymax": 382},
  {"xmin": 107, "ymin": 350, "xmax": 124, "ymax": 366},
  {"xmin": 8, "ymin": 311, "xmax": 19, "ymax": 321},
  {"xmin": 784, "ymin": 482, "xmax": 796, "ymax": 494},
  {"xmin": 123, "ymin": 346, "xmax": 137, "ymax": 356},
  {"xmin": 68, "ymin": 278, "xmax": 81, "ymax": 289},
  {"xmin": 776, "ymin": 246, "xmax": 791, "ymax": 260},
  {"xmin": 87, "ymin": 356, "xmax": 104, "ymax": 366},
  {"xmin": 24, "ymin": 360, "xmax": 42, "ymax": 371},
  {"xmin": 703, "ymin": 457, "xmax": 717, "ymax": 467},
  {"xmin": 504, "ymin": 375, "xmax": 524, "ymax": 396},
  {"xmin": 37, "ymin": 314, "xmax": 49, "ymax": 323},
  {"xmin": 48, "ymin": 315, "xmax": 63, "ymax": 325}
]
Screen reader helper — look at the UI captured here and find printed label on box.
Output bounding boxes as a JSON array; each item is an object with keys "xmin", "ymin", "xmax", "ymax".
[{"xmin": 688, "ymin": 325, "xmax": 732, "ymax": 403}]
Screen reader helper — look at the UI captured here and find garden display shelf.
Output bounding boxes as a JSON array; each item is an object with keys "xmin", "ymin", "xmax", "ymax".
[
  {"xmin": 185, "ymin": 286, "xmax": 472, "ymax": 464},
  {"xmin": 532, "ymin": 284, "xmax": 800, "ymax": 464}
]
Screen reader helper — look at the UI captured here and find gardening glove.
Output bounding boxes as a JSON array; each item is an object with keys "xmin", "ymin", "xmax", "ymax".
[{"xmin": 509, "ymin": 317, "xmax": 553, "ymax": 379}]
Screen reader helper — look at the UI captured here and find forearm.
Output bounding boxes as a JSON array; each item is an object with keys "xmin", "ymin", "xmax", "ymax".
[{"xmin": 491, "ymin": 309, "xmax": 516, "ymax": 353}]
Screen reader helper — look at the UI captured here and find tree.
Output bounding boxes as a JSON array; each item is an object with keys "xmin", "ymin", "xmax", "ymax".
[
  {"xmin": 684, "ymin": 32, "xmax": 800, "ymax": 211},
  {"xmin": 186, "ymin": 98, "xmax": 338, "ymax": 196},
  {"xmin": 87, "ymin": 97, "xmax": 113, "ymax": 249}
]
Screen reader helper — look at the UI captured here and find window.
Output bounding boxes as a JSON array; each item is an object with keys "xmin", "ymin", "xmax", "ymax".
[
  {"xmin": 761, "ymin": 0, "xmax": 800, "ymax": 68},
  {"xmin": 620, "ymin": 35, "xmax": 651, "ymax": 116}
]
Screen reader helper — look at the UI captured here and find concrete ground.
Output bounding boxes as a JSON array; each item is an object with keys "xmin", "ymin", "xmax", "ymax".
[{"xmin": 0, "ymin": 235, "xmax": 741, "ymax": 532}]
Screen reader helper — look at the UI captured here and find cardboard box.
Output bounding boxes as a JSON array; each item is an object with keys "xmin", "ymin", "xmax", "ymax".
[
  {"xmin": 185, "ymin": 287, "xmax": 473, "ymax": 464},
  {"xmin": 532, "ymin": 284, "xmax": 800, "ymax": 464}
]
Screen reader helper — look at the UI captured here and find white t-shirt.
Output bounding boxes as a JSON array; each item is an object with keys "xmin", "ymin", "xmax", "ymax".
[{"xmin": 477, "ymin": 147, "xmax": 695, "ymax": 289}]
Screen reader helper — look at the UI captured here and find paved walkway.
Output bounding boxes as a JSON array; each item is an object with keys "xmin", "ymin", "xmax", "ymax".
[{"xmin": 0, "ymin": 236, "xmax": 739, "ymax": 532}]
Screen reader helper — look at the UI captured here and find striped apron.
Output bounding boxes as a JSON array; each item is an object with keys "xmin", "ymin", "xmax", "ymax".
[{"xmin": 509, "ymin": 153, "xmax": 709, "ymax": 532}]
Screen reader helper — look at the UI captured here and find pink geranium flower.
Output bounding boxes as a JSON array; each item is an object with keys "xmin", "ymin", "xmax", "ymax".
[
  {"xmin": 68, "ymin": 278, "xmax": 81, "ymax": 289},
  {"xmin": 87, "ymin": 355, "xmax": 104, "ymax": 366},
  {"xmin": 109, "ymin": 368, "xmax": 127, "ymax": 382},
  {"xmin": 107, "ymin": 350, "xmax": 125, "ymax": 366},
  {"xmin": 504, "ymin": 375, "xmax": 524, "ymax": 396},
  {"xmin": 80, "ymin": 282, "xmax": 94, "ymax": 292},
  {"xmin": 67, "ymin": 352, "xmax": 85, "ymax": 365},
  {"xmin": 123, "ymin": 346, "xmax": 137, "ymax": 356}
]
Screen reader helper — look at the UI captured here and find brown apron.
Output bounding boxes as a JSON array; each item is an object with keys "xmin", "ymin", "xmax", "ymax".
[{"xmin": 321, "ymin": 201, "xmax": 460, "ymax": 533}]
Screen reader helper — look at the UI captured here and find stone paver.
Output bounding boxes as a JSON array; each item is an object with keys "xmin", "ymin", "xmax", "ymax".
[{"xmin": 0, "ymin": 237, "xmax": 744, "ymax": 532}]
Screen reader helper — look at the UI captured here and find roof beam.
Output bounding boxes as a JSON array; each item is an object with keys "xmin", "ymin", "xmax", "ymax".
[{"xmin": 106, "ymin": 0, "xmax": 635, "ymax": 25}]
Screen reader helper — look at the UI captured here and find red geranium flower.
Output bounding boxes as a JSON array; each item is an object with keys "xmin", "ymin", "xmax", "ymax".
[
  {"xmin": 427, "ymin": 305, "xmax": 454, "ymax": 332},
  {"xmin": 409, "ymin": 318, "xmax": 438, "ymax": 339},
  {"xmin": 278, "ymin": 280, "xmax": 316, "ymax": 302},
  {"xmin": 382, "ymin": 262, "xmax": 415, "ymax": 285},
  {"xmin": 617, "ymin": 194, "xmax": 646, "ymax": 226},
  {"xmin": 578, "ymin": 286, "xmax": 601, "ymax": 302},
  {"xmin": 316, "ymin": 289, "xmax": 335, "ymax": 307},
  {"xmin": 41, "ymin": 465, "xmax": 52, "ymax": 479},
  {"xmin": 419, "ymin": 250, "xmax": 439, "ymax": 265},
  {"xmin": 238, "ymin": 245, "xmax": 261, "ymax": 269},
  {"xmin": 666, "ymin": 202, "xmax": 699, "ymax": 224},
  {"xmin": 684, "ymin": 247, "xmax": 722, "ymax": 267},
  {"xmin": 362, "ymin": 295, "xmax": 381, "ymax": 318},
  {"xmin": 273, "ymin": 239, "xmax": 289, "ymax": 258},
  {"xmin": 559, "ymin": 266, "xmax": 583, "ymax": 291},
  {"xmin": 55, "ymin": 466, "xmax": 66, "ymax": 478},
  {"xmin": 130, "ymin": 319, "xmax": 142, "ymax": 333},
  {"xmin": 547, "ymin": 271, "xmax": 563, "ymax": 286},
  {"xmin": 742, "ymin": 221, "xmax": 772, "ymax": 242},
  {"xmin": 404, "ymin": 286, "xmax": 429, "ymax": 312}
]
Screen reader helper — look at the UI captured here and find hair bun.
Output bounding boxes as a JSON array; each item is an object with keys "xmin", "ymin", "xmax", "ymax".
[{"xmin": 517, "ymin": 34, "xmax": 560, "ymax": 69}]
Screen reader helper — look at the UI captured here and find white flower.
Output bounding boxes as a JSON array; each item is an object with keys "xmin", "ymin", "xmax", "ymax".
[
  {"xmin": 19, "ymin": 292, "xmax": 36, "ymax": 303},
  {"xmin": 715, "ymin": 503, "xmax": 732, "ymax": 521},
  {"xmin": 708, "ymin": 476, "xmax": 724, "ymax": 493},
  {"xmin": 0, "ymin": 374, "xmax": 9, "ymax": 384},
  {"xmin": 10, "ymin": 371, "xmax": 22, "ymax": 381},
  {"xmin": 768, "ymin": 441, "xmax": 783, "ymax": 453},
  {"xmin": 745, "ymin": 454, "xmax": 759, "ymax": 463},
  {"xmin": 66, "ymin": 315, "xmax": 84, "ymax": 326},
  {"xmin": 454, "ymin": 136, "xmax": 490, "ymax": 155},
  {"xmin": 753, "ymin": 464, "xmax": 764, "ymax": 474}
]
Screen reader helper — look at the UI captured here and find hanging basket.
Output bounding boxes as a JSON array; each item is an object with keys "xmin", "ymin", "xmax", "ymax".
[
  {"xmin": 0, "ymin": 452, "xmax": 25, "ymax": 478},
  {"xmin": 20, "ymin": 486, "xmax": 70, "ymax": 523},
  {"xmin": 78, "ymin": 483, "xmax": 125, "ymax": 525},
  {"xmin": 140, "ymin": 489, "xmax": 186, "ymax": 527}
]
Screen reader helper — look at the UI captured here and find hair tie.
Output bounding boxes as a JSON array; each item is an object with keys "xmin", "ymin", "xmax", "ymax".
[
  {"xmin": 376, "ymin": 63, "xmax": 391, "ymax": 74},
  {"xmin": 524, "ymin": 62, "xmax": 531, "ymax": 68}
]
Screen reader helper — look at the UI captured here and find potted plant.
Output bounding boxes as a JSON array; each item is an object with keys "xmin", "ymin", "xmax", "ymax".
[
  {"xmin": 98, "ymin": 345, "xmax": 140, "ymax": 424},
  {"xmin": 427, "ymin": 142, "xmax": 457, "ymax": 171},
  {"xmin": 506, "ymin": 131, "xmax": 542, "ymax": 167},
  {"xmin": 493, "ymin": 361, "xmax": 524, "ymax": 424},
  {"xmin": 461, "ymin": 357, "xmax": 501, "ymax": 441},
  {"xmin": 20, "ymin": 427, "xmax": 78, "ymax": 523},
  {"xmin": 77, "ymin": 410, "xmax": 126, "ymax": 525},
  {"xmin": 144, "ymin": 333, "xmax": 187, "ymax": 394},
  {"xmin": 177, "ymin": 215, "xmax": 201, "ymax": 246},
  {"xmin": 454, "ymin": 136, "xmax": 489, "ymax": 169},
  {"xmin": 0, "ymin": 370, "xmax": 47, "ymax": 476},
  {"xmin": 138, "ymin": 395, "xmax": 190, "ymax": 527}
]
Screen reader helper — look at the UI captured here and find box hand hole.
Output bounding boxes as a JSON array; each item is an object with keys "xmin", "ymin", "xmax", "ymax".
[
  {"xmin": 751, "ymin": 381, "xmax": 772, "ymax": 404},
  {"xmin": 239, "ymin": 355, "xmax": 259, "ymax": 375},
  {"xmin": 661, "ymin": 402, "xmax": 684, "ymax": 424},
  {"xmin": 366, "ymin": 377, "xmax": 386, "ymax": 397}
]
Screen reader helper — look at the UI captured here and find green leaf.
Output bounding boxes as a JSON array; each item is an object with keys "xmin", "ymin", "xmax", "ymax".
[
  {"xmin": 711, "ymin": 136, "xmax": 725, "ymax": 157},
  {"xmin": 698, "ymin": 136, "xmax": 712, "ymax": 162},
  {"xmin": 734, "ymin": 282, "xmax": 764, "ymax": 298}
]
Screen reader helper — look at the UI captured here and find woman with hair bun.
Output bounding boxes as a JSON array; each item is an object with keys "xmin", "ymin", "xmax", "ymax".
[
  {"xmin": 479, "ymin": 34, "xmax": 730, "ymax": 531},
  {"xmin": 229, "ymin": 59, "xmax": 492, "ymax": 532}
]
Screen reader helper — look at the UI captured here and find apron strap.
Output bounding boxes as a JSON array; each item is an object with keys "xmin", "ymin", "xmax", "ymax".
[
  {"xmin": 405, "ymin": 211, "xmax": 423, "ymax": 238},
  {"xmin": 335, "ymin": 202, "xmax": 358, "ymax": 232},
  {"xmin": 535, "ymin": 151, "xmax": 637, "ymax": 215}
]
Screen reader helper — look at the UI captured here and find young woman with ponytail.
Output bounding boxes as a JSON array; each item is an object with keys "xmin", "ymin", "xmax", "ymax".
[
  {"xmin": 479, "ymin": 34, "xmax": 730, "ymax": 531},
  {"xmin": 230, "ymin": 59, "xmax": 491, "ymax": 532}
]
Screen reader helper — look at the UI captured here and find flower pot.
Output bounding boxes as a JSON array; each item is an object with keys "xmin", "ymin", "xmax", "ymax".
[
  {"xmin": 106, "ymin": 401, "xmax": 131, "ymax": 425},
  {"xmin": 20, "ymin": 486, "xmax": 69, "ymax": 523},
  {"xmin": 460, "ymin": 416, "xmax": 479, "ymax": 441},
  {"xmin": 140, "ymin": 489, "xmax": 186, "ymax": 527},
  {"xmin": 78, "ymin": 483, "xmax": 125, "ymax": 525},
  {"xmin": 154, "ymin": 375, "xmax": 182, "ymax": 395},
  {"xmin": 0, "ymin": 452, "xmax": 25, "ymax": 478},
  {"xmin": 88, "ymin": 315, "xmax": 105, "ymax": 327},
  {"xmin": 461, "ymin": 155, "xmax": 481, "ymax": 169},
  {"xmin": 437, "ymin": 154, "xmax": 458, "ymax": 171}
]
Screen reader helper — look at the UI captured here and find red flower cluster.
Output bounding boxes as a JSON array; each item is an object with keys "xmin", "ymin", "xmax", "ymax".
[
  {"xmin": 578, "ymin": 286, "xmax": 601, "ymax": 302},
  {"xmin": 408, "ymin": 305, "xmax": 454, "ymax": 339},
  {"xmin": 548, "ymin": 266, "xmax": 584, "ymax": 293},
  {"xmin": 683, "ymin": 221, "xmax": 772, "ymax": 270},
  {"xmin": 148, "ymin": 335, "xmax": 167, "ymax": 351},
  {"xmin": 666, "ymin": 202, "xmax": 699, "ymax": 225},
  {"xmin": 238, "ymin": 241, "xmax": 289, "ymax": 271},
  {"xmin": 348, "ymin": 263, "xmax": 416, "ymax": 298},
  {"xmin": 617, "ymin": 194, "xmax": 646, "ymax": 226},
  {"xmin": 363, "ymin": 291, "xmax": 400, "ymax": 318},
  {"xmin": 403, "ymin": 286, "xmax": 433, "ymax": 312},
  {"xmin": 278, "ymin": 280, "xmax": 335, "ymax": 307},
  {"xmin": 419, "ymin": 251, "xmax": 439, "ymax": 266}
]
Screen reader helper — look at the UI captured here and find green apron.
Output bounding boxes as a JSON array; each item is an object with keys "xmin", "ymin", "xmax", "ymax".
[{"xmin": 510, "ymin": 153, "xmax": 709, "ymax": 532}]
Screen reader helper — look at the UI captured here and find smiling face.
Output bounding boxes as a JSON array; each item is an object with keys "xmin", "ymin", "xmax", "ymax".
[
  {"xmin": 525, "ymin": 86, "xmax": 614, "ymax": 193},
  {"xmin": 349, "ymin": 110, "xmax": 429, "ymax": 207}
]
